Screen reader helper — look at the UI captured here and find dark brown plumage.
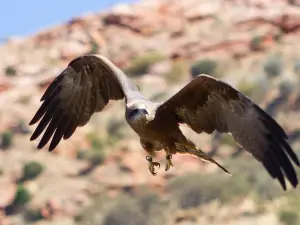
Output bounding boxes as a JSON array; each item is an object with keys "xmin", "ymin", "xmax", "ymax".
[{"xmin": 29, "ymin": 54, "xmax": 300, "ymax": 191}]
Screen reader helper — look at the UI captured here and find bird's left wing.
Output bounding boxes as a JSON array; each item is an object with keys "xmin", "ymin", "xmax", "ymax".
[
  {"xmin": 156, "ymin": 74, "xmax": 300, "ymax": 190},
  {"xmin": 30, "ymin": 54, "xmax": 139, "ymax": 151}
]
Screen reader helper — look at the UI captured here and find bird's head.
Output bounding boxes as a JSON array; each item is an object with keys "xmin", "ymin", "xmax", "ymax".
[{"xmin": 126, "ymin": 104, "xmax": 152, "ymax": 123}]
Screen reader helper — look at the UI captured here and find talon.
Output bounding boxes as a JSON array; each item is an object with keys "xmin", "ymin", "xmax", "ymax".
[
  {"xmin": 146, "ymin": 156, "xmax": 160, "ymax": 175},
  {"xmin": 165, "ymin": 154, "xmax": 174, "ymax": 171}
]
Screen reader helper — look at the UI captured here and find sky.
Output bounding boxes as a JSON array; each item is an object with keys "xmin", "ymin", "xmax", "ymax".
[{"xmin": 0, "ymin": 0, "xmax": 136, "ymax": 38}]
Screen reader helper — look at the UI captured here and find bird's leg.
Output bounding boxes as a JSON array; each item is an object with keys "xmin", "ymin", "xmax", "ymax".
[
  {"xmin": 146, "ymin": 155, "xmax": 160, "ymax": 176},
  {"xmin": 140, "ymin": 139, "xmax": 161, "ymax": 175},
  {"xmin": 165, "ymin": 152, "xmax": 173, "ymax": 171}
]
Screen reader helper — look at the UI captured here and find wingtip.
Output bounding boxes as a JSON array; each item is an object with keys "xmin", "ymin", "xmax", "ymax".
[
  {"xmin": 28, "ymin": 119, "xmax": 35, "ymax": 126},
  {"xmin": 30, "ymin": 135, "xmax": 37, "ymax": 141}
]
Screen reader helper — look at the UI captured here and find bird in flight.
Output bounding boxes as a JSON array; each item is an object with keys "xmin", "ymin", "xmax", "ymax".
[{"xmin": 29, "ymin": 54, "xmax": 300, "ymax": 191}]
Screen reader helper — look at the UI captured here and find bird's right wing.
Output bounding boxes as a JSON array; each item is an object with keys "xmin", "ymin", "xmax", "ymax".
[
  {"xmin": 29, "ymin": 54, "xmax": 139, "ymax": 151},
  {"xmin": 156, "ymin": 74, "xmax": 300, "ymax": 190}
]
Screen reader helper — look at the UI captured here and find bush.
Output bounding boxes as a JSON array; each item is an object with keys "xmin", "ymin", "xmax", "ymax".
[
  {"xmin": 22, "ymin": 161, "xmax": 44, "ymax": 181},
  {"xmin": 263, "ymin": 55, "xmax": 283, "ymax": 78},
  {"xmin": 76, "ymin": 194, "xmax": 147, "ymax": 225},
  {"xmin": 279, "ymin": 210, "xmax": 299, "ymax": 225},
  {"xmin": 125, "ymin": 51, "xmax": 165, "ymax": 76},
  {"xmin": 237, "ymin": 80, "xmax": 261, "ymax": 100},
  {"xmin": 223, "ymin": 157, "xmax": 282, "ymax": 202},
  {"xmin": 249, "ymin": 35, "xmax": 263, "ymax": 51},
  {"xmin": 107, "ymin": 119, "xmax": 127, "ymax": 141},
  {"xmin": 76, "ymin": 149, "xmax": 89, "ymax": 160},
  {"xmin": 0, "ymin": 131, "xmax": 13, "ymax": 150},
  {"xmin": 219, "ymin": 134, "xmax": 236, "ymax": 147},
  {"xmin": 13, "ymin": 185, "xmax": 31, "ymax": 206},
  {"xmin": 166, "ymin": 172, "xmax": 233, "ymax": 209},
  {"xmin": 24, "ymin": 207, "xmax": 43, "ymax": 222},
  {"xmin": 135, "ymin": 187, "xmax": 160, "ymax": 214},
  {"xmin": 294, "ymin": 59, "xmax": 300, "ymax": 75},
  {"xmin": 86, "ymin": 132, "xmax": 106, "ymax": 150},
  {"xmin": 103, "ymin": 201, "xmax": 145, "ymax": 225},
  {"xmin": 164, "ymin": 60, "xmax": 187, "ymax": 83},
  {"xmin": 190, "ymin": 59, "xmax": 218, "ymax": 78},
  {"xmin": 5, "ymin": 65, "xmax": 17, "ymax": 76},
  {"xmin": 88, "ymin": 151, "xmax": 105, "ymax": 166}
]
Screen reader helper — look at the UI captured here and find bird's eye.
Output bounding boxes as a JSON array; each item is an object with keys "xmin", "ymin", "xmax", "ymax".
[{"xmin": 129, "ymin": 108, "xmax": 139, "ymax": 117}]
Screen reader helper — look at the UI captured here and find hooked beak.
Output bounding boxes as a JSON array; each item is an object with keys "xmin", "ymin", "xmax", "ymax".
[{"xmin": 141, "ymin": 108, "xmax": 149, "ymax": 115}]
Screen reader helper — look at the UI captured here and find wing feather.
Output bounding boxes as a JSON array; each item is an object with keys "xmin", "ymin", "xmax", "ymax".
[
  {"xmin": 157, "ymin": 74, "xmax": 300, "ymax": 190},
  {"xmin": 30, "ymin": 54, "xmax": 139, "ymax": 151}
]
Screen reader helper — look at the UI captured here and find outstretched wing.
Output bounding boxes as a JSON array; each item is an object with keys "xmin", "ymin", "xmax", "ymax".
[
  {"xmin": 30, "ymin": 54, "xmax": 139, "ymax": 151},
  {"xmin": 156, "ymin": 74, "xmax": 300, "ymax": 190}
]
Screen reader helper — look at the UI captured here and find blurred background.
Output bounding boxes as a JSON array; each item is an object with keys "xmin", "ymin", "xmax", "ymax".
[{"xmin": 1, "ymin": 0, "xmax": 300, "ymax": 224}]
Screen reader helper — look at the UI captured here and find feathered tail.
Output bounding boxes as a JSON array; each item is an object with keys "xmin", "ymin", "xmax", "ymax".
[{"xmin": 176, "ymin": 142, "xmax": 231, "ymax": 175}]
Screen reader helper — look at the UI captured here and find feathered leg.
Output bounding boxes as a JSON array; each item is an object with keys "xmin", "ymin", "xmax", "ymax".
[
  {"xmin": 140, "ymin": 139, "xmax": 161, "ymax": 176},
  {"xmin": 164, "ymin": 147, "xmax": 174, "ymax": 171}
]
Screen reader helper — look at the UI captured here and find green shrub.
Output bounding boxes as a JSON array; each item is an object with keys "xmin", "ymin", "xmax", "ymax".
[
  {"xmin": 107, "ymin": 120, "xmax": 126, "ymax": 141},
  {"xmin": 76, "ymin": 194, "xmax": 147, "ymax": 225},
  {"xmin": 86, "ymin": 132, "xmax": 105, "ymax": 151},
  {"xmin": 13, "ymin": 185, "xmax": 31, "ymax": 206},
  {"xmin": 263, "ymin": 55, "xmax": 283, "ymax": 78},
  {"xmin": 89, "ymin": 40, "xmax": 100, "ymax": 54},
  {"xmin": 219, "ymin": 134, "xmax": 236, "ymax": 147},
  {"xmin": 279, "ymin": 210, "xmax": 299, "ymax": 225},
  {"xmin": 224, "ymin": 157, "xmax": 282, "ymax": 202},
  {"xmin": 190, "ymin": 59, "xmax": 218, "ymax": 78},
  {"xmin": 237, "ymin": 80, "xmax": 261, "ymax": 100},
  {"xmin": 103, "ymin": 201, "xmax": 145, "ymax": 225},
  {"xmin": 24, "ymin": 207, "xmax": 43, "ymax": 222},
  {"xmin": 136, "ymin": 187, "xmax": 160, "ymax": 214},
  {"xmin": 294, "ymin": 59, "xmax": 300, "ymax": 75},
  {"xmin": 76, "ymin": 149, "xmax": 89, "ymax": 160},
  {"xmin": 249, "ymin": 35, "xmax": 263, "ymax": 51},
  {"xmin": 0, "ymin": 131, "xmax": 13, "ymax": 150},
  {"xmin": 125, "ymin": 51, "xmax": 165, "ymax": 76},
  {"xmin": 88, "ymin": 151, "xmax": 105, "ymax": 166},
  {"xmin": 164, "ymin": 60, "xmax": 187, "ymax": 83},
  {"xmin": 167, "ymin": 172, "xmax": 233, "ymax": 208},
  {"xmin": 22, "ymin": 161, "xmax": 44, "ymax": 181},
  {"xmin": 5, "ymin": 65, "xmax": 17, "ymax": 76}
]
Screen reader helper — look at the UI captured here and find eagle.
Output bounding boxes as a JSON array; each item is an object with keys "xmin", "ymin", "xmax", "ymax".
[{"xmin": 29, "ymin": 54, "xmax": 300, "ymax": 191}]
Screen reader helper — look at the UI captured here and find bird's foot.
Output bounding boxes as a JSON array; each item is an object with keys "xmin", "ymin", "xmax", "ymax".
[
  {"xmin": 165, "ymin": 154, "xmax": 174, "ymax": 171},
  {"xmin": 146, "ymin": 156, "xmax": 160, "ymax": 176}
]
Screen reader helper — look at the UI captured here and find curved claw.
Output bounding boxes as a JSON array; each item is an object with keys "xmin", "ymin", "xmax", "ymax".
[
  {"xmin": 153, "ymin": 162, "xmax": 160, "ymax": 168},
  {"xmin": 146, "ymin": 156, "xmax": 160, "ymax": 175}
]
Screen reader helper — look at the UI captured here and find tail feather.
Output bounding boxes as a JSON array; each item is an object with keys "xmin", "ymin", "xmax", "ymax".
[
  {"xmin": 194, "ymin": 148, "xmax": 231, "ymax": 175},
  {"xmin": 177, "ymin": 142, "xmax": 231, "ymax": 175}
]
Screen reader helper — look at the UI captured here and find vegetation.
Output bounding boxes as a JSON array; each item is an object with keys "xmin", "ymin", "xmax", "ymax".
[
  {"xmin": 164, "ymin": 60, "xmax": 187, "ymax": 83},
  {"xmin": 76, "ymin": 189, "xmax": 165, "ymax": 225},
  {"xmin": 21, "ymin": 161, "xmax": 44, "ymax": 181},
  {"xmin": 0, "ymin": 131, "xmax": 13, "ymax": 150},
  {"xmin": 237, "ymin": 79, "xmax": 262, "ymax": 100},
  {"xmin": 190, "ymin": 58, "xmax": 218, "ymax": 78},
  {"xmin": 279, "ymin": 210, "xmax": 299, "ymax": 225},
  {"xmin": 5, "ymin": 65, "xmax": 17, "ymax": 76},
  {"xmin": 249, "ymin": 35, "xmax": 264, "ymax": 51},
  {"xmin": 263, "ymin": 55, "xmax": 283, "ymax": 78},
  {"xmin": 125, "ymin": 51, "xmax": 166, "ymax": 76},
  {"xmin": 277, "ymin": 189, "xmax": 300, "ymax": 225},
  {"xmin": 87, "ymin": 151, "xmax": 105, "ymax": 166},
  {"xmin": 13, "ymin": 185, "xmax": 31, "ymax": 206},
  {"xmin": 24, "ymin": 207, "xmax": 44, "ymax": 222}
]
